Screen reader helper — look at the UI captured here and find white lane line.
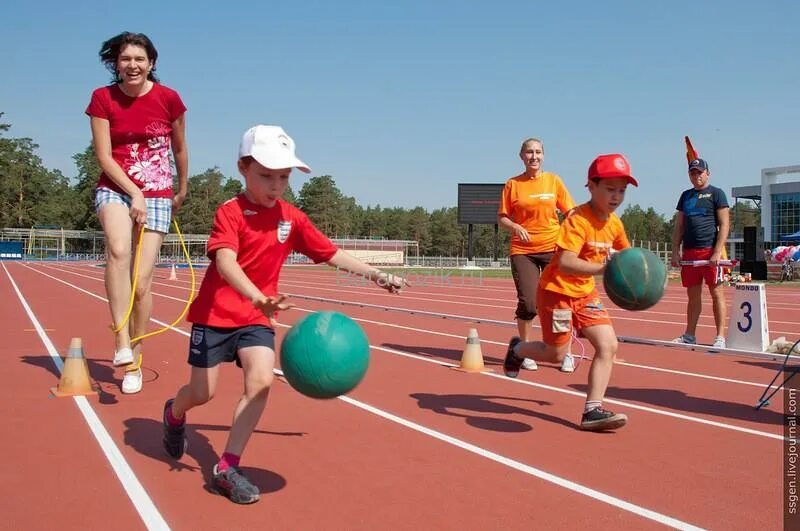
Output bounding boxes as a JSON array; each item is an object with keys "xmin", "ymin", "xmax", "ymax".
[
  {"xmin": 337, "ymin": 395, "xmax": 705, "ymax": 531},
  {"xmin": 16, "ymin": 263, "xmax": 770, "ymax": 527},
  {"xmin": 28, "ymin": 263, "xmax": 782, "ymax": 440},
  {"xmin": 2, "ymin": 263, "xmax": 170, "ymax": 531}
]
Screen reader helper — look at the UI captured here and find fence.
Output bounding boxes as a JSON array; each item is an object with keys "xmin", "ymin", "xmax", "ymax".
[{"xmin": 1, "ymin": 229, "xmax": 684, "ymax": 269}]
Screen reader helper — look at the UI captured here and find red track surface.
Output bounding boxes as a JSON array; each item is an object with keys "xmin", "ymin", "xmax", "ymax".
[{"xmin": 1, "ymin": 261, "xmax": 795, "ymax": 530}]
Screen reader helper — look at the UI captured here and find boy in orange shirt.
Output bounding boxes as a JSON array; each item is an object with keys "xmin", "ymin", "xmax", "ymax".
[{"xmin": 503, "ymin": 153, "xmax": 636, "ymax": 431}]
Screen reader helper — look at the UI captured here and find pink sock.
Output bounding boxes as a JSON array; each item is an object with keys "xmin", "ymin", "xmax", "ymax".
[
  {"xmin": 166, "ymin": 405, "xmax": 185, "ymax": 427},
  {"xmin": 217, "ymin": 452, "xmax": 240, "ymax": 472}
]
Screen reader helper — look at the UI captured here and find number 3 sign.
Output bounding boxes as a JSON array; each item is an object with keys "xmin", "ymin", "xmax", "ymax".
[{"xmin": 727, "ymin": 283, "xmax": 770, "ymax": 352}]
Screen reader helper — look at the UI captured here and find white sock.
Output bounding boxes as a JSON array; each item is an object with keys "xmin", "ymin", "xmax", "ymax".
[{"xmin": 584, "ymin": 400, "xmax": 602, "ymax": 414}]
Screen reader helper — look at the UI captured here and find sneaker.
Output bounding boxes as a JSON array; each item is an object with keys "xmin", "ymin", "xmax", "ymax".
[
  {"xmin": 521, "ymin": 358, "xmax": 538, "ymax": 370},
  {"xmin": 503, "ymin": 337, "xmax": 524, "ymax": 378},
  {"xmin": 712, "ymin": 336, "xmax": 726, "ymax": 349},
  {"xmin": 580, "ymin": 407, "xmax": 628, "ymax": 431},
  {"xmin": 212, "ymin": 465, "xmax": 260, "ymax": 504},
  {"xmin": 113, "ymin": 347, "xmax": 134, "ymax": 366},
  {"xmin": 672, "ymin": 334, "xmax": 696, "ymax": 345},
  {"xmin": 560, "ymin": 353, "xmax": 575, "ymax": 373},
  {"xmin": 162, "ymin": 399, "xmax": 187, "ymax": 459},
  {"xmin": 122, "ymin": 367, "xmax": 142, "ymax": 394}
]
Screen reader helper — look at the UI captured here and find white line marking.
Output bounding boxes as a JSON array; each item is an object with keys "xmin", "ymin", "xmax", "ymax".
[
  {"xmin": 336, "ymin": 394, "xmax": 706, "ymax": 531},
  {"xmin": 368, "ymin": 344, "xmax": 783, "ymax": 441},
  {"xmin": 2, "ymin": 263, "xmax": 170, "ymax": 531},
  {"xmin": 27, "ymin": 264, "xmax": 783, "ymax": 440},
  {"xmin": 17, "ymin": 263, "xmax": 780, "ymax": 526}
]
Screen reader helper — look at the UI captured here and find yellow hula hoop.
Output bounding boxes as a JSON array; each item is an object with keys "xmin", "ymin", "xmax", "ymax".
[
  {"xmin": 110, "ymin": 219, "xmax": 197, "ymax": 345},
  {"xmin": 110, "ymin": 224, "xmax": 145, "ymax": 334}
]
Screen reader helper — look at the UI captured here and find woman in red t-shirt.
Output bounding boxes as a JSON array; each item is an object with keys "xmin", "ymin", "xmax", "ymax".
[{"xmin": 86, "ymin": 32, "xmax": 188, "ymax": 394}]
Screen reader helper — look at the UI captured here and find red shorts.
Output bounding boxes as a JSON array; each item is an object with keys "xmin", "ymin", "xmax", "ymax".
[
  {"xmin": 681, "ymin": 248, "xmax": 725, "ymax": 287},
  {"xmin": 536, "ymin": 288, "xmax": 612, "ymax": 346}
]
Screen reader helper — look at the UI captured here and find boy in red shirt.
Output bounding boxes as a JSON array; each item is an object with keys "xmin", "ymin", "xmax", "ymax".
[
  {"xmin": 503, "ymin": 154, "xmax": 636, "ymax": 431},
  {"xmin": 162, "ymin": 125, "xmax": 406, "ymax": 504}
]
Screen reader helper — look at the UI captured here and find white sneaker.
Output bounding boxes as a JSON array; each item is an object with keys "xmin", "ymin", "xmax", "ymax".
[
  {"xmin": 122, "ymin": 368, "xmax": 143, "ymax": 394},
  {"xmin": 113, "ymin": 347, "xmax": 134, "ymax": 366},
  {"xmin": 521, "ymin": 358, "xmax": 538, "ymax": 370},
  {"xmin": 560, "ymin": 354, "xmax": 575, "ymax": 373},
  {"xmin": 711, "ymin": 336, "xmax": 726, "ymax": 349},
  {"xmin": 672, "ymin": 334, "xmax": 696, "ymax": 345}
]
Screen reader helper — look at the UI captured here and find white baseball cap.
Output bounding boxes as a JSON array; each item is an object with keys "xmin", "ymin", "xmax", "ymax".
[{"xmin": 238, "ymin": 125, "xmax": 311, "ymax": 173}]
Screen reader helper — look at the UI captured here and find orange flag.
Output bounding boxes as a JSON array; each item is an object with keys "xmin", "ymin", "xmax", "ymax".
[{"xmin": 684, "ymin": 136, "xmax": 699, "ymax": 163}]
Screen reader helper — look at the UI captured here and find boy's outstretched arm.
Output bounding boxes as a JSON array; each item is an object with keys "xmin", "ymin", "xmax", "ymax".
[
  {"xmin": 215, "ymin": 248, "xmax": 294, "ymax": 316},
  {"xmin": 326, "ymin": 250, "xmax": 408, "ymax": 293}
]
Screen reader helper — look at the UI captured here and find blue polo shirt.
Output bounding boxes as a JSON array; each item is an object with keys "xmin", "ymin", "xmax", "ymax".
[{"xmin": 676, "ymin": 185, "xmax": 729, "ymax": 249}]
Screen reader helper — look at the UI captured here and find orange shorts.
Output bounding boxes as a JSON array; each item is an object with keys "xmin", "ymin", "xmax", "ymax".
[{"xmin": 536, "ymin": 288, "xmax": 612, "ymax": 346}]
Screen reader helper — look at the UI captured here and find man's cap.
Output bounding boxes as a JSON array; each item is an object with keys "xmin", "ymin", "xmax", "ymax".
[
  {"xmin": 587, "ymin": 154, "xmax": 638, "ymax": 186},
  {"xmin": 239, "ymin": 125, "xmax": 311, "ymax": 173},
  {"xmin": 688, "ymin": 158, "xmax": 709, "ymax": 172}
]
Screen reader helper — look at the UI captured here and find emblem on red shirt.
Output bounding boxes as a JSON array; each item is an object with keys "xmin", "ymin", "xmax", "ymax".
[{"xmin": 278, "ymin": 221, "xmax": 292, "ymax": 243}]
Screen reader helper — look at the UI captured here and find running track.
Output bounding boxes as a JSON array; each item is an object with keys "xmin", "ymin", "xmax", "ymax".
[{"xmin": 1, "ymin": 261, "xmax": 796, "ymax": 530}]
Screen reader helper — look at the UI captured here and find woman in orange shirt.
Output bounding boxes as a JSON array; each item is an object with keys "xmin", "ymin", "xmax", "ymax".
[{"xmin": 498, "ymin": 138, "xmax": 576, "ymax": 372}]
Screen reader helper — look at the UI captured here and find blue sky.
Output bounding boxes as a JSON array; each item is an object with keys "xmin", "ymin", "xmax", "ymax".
[{"xmin": 2, "ymin": 0, "xmax": 798, "ymax": 217}]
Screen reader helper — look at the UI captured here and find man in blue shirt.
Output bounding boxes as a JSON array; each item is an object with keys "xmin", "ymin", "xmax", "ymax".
[{"xmin": 670, "ymin": 158, "xmax": 731, "ymax": 348}]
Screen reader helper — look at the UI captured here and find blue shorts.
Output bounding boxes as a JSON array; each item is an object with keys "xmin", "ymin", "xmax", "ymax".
[
  {"xmin": 95, "ymin": 188, "xmax": 172, "ymax": 234},
  {"xmin": 188, "ymin": 324, "xmax": 276, "ymax": 368}
]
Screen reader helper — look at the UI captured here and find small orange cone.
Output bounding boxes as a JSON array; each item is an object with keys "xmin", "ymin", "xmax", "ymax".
[
  {"xmin": 169, "ymin": 264, "xmax": 177, "ymax": 281},
  {"xmin": 456, "ymin": 328, "xmax": 487, "ymax": 373},
  {"xmin": 50, "ymin": 338, "xmax": 99, "ymax": 397}
]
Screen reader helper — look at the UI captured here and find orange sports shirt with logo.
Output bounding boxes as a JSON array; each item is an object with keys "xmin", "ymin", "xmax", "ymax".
[
  {"xmin": 498, "ymin": 172, "xmax": 575, "ymax": 255},
  {"xmin": 539, "ymin": 203, "xmax": 630, "ymax": 298}
]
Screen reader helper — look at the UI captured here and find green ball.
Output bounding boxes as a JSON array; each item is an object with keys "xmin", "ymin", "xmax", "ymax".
[
  {"xmin": 603, "ymin": 248, "xmax": 667, "ymax": 311},
  {"xmin": 279, "ymin": 311, "xmax": 370, "ymax": 399}
]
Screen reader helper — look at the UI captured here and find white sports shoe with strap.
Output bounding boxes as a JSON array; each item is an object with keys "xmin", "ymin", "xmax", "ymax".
[{"xmin": 122, "ymin": 353, "xmax": 143, "ymax": 394}]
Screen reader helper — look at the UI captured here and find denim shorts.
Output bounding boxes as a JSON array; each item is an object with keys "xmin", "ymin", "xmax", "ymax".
[
  {"xmin": 188, "ymin": 324, "xmax": 276, "ymax": 368},
  {"xmin": 95, "ymin": 187, "xmax": 172, "ymax": 234}
]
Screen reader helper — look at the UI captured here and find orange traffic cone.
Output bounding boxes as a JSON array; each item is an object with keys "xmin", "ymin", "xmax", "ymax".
[
  {"xmin": 50, "ymin": 338, "xmax": 99, "ymax": 397},
  {"xmin": 169, "ymin": 264, "xmax": 177, "ymax": 281},
  {"xmin": 455, "ymin": 328, "xmax": 487, "ymax": 373}
]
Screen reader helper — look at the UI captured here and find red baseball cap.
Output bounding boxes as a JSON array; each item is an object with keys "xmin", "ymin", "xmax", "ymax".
[{"xmin": 587, "ymin": 154, "xmax": 638, "ymax": 186}]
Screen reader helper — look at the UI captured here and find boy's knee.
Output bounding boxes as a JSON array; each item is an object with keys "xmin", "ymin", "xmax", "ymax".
[
  {"xmin": 246, "ymin": 371, "xmax": 274, "ymax": 396},
  {"xmin": 594, "ymin": 337, "xmax": 618, "ymax": 359}
]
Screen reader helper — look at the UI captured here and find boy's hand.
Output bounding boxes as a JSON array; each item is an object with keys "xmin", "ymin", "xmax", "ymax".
[
  {"xmin": 253, "ymin": 294, "xmax": 295, "ymax": 317},
  {"xmin": 374, "ymin": 272, "xmax": 409, "ymax": 294},
  {"xmin": 709, "ymin": 251, "xmax": 722, "ymax": 266},
  {"xmin": 671, "ymin": 252, "xmax": 681, "ymax": 268}
]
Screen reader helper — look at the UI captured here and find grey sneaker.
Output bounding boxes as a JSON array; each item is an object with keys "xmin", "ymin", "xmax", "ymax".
[
  {"xmin": 672, "ymin": 334, "xmax": 697, "ymax": 344},
  {"xmin": 162, "ymin": 399, "xmax": 187, "ymax": 459},
  {"xmin": 212, "ymin": 465, "xmax": 260, "ymax": 504},
  {"xmin": 580, "ymin": 407, "xmax": 627, "ymax": 431}
]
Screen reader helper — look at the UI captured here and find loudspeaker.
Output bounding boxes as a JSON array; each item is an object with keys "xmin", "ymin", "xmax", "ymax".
[
  {"xmin": 743, "ymin": 226, "xmax": 764, "ymax": 262},
  {"xmin": 751, "ymin": 261, "xmax": 768, "ymax": 280}
]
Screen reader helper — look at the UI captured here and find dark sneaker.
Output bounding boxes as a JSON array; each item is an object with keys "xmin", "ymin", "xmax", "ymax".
[
  {"xmin": 503, "ymin": 337, "xmax": 524, "ymax": 378},
  {"xmin": 162, "ymin": 399, "xmax": 187, "ymax": 459},
  {"xmin": 212, "ymin": 465, "xmax": 260, "ymax": 504},
  {"xmin": 580, "ymin": 407, "xmax": 628, "ymax": 431}
]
